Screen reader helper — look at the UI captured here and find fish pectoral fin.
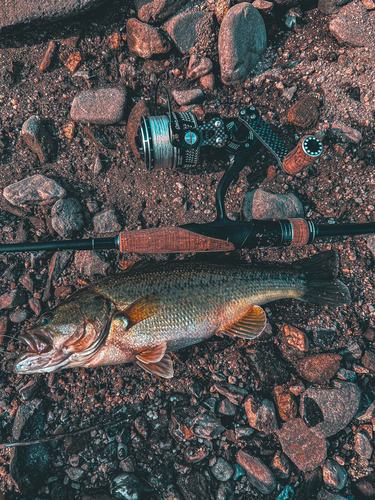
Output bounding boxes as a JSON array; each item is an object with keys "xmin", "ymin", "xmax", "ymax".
[
  {"xmin": 221, "ymin": 305, "xmax": 267, "ymax": 339},
  {"xmin": 136, "ymin": 354, "xmax": 174, "ymax": 379},
  {"xmin": 120, "ymin": 292, "xmax": 161, "ymax": 328},
  {"xmin": 136, "ymin": 342, "xmax": 167, "ymax": 364}
]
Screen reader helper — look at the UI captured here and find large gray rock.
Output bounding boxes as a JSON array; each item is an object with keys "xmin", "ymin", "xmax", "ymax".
[
  {"xmin": 242, "ymin": 188, "xmax": 304, "ymax": 221},
  {"xmin": 0, "ymin": 0, "xmax": 105, "ymax": 33},
  {"xmin": 218, "ymin": 2, "xmax": 267, "ymax": 85},
  {"xmin": 75, "ymin": 250, "xmax": 110, "ymax": 276},
  {"xmin": 70, "ymin": 87, "xmax": 127, "ymax": 125},
  {"xmin": 3, "ymin": 174, "xmax": 66, "ymax": 207},
  {"xmin": 51, "ymin": 198, "xmax": 84, "ymax": 238}
]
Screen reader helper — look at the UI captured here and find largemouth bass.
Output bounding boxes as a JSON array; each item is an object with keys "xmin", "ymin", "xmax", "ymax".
[{"xmin": 15, "ymin": 251, "xmax": 350, "ymax": 377}]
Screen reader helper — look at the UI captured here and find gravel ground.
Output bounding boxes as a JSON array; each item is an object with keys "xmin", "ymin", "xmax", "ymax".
[{"xmin": 0, "ymin": 1, "xmax": 375, "ymax": 499}]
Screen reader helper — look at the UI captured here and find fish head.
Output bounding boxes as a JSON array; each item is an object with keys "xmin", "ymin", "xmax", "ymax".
[{"xmin": 15, "ymin": 291, "xmax": 112, "ymax": 374}]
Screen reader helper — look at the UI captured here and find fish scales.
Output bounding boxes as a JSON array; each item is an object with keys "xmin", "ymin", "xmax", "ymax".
[{"xmin": 14, "ymin": 252, "xmax": 351, "ymax": 376}]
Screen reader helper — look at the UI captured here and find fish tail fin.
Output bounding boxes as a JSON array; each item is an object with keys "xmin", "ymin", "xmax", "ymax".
[{"xmin": 294, "ymin": 250, "xmax": 351, "ymax": 307}]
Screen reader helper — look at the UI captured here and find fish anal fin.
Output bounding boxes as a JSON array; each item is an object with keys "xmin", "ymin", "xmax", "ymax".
[
  {"xmin": 136, "ymin": 342, "xmax": 167, "ymax": 364},
  {"xmin": 120, "ymin": 292, "xmax": 161, "ymax": 328},
  {"xmin": 221, "ymin": 305, "xmax": 266, "ymax": 339},
  {"xmin": 136, "ymin": 354, "xmax": 174, "ymax": 379}
]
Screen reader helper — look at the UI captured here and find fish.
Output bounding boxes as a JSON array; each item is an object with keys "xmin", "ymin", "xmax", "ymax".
[{"xmin": 14, "ymin": 251, "xmax": 350, "ymax": 377}]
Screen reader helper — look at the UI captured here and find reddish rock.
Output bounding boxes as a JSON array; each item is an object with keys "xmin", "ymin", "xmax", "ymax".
[
  {"xmin": 0, "ymin": 290, "xmax": 27, "ymax": 310},
  {"xmin": 172, "ymin": 90, "xmax": 204, "ymax": 106},
  {"xmin": 282, "ymin": 324, "xmax": 309, "ymax": 352},
  {"xmin": 200, "ymin": 74, "xmax": 215, "ymax": 91},
  {"xmin": 236, "ymin": 450, "xmax": 276, "ymax": 494},
  {"xmin": 278, "ymin": 418, "xmax": 327, "ymax": 471},
  {"xmin": 362, "ymin": 350, "xmax": 375, "ymax": 372},
  {"xmin": 329, "ymin": 2, "xmax": 375, "ymax": 48},
  {"xmin": 287, "ymin": 96, "xmax": 320, "ymax": 129},
  {"xmin": 297, "ymin": 353, "xmax": 342, "ymax": 384},
  {"xmin": 164, "ymin": 10, "xmax": 215, "ymax": 54},
  {"xmin": 244, "ymin": 395, "xmax": 278, "ymax": 434},
  {"xmin": 213, "ymin": 382, "xmax": 248, "ymax": 405},
  {"xmin": 215, "ymin": 0, "xmax": 231, "ymax": 23},
  {"xmin": 127, "ymin": 100, "xmax": 150, "ymax": 158},
  {"xmin": 0, "ymin": 316, "xmax": 10, "ymax": 343},
  {"xmin": 74, "ymin": 251, "xmax": 110, "ymax": 277},
  {"xmin": 70, "ymin": 87, "xmax": 127, "ymax": 125},
  {"xmin": 187, "ymin": 54, "xmax": 213, "ymax": 80},
  {"xmin": 135, "ymin": 0, "xmax": 189, "ymax": 24},
  {"xmin": 273, "ymin": 386, "xmax": 298, "ymax": 422},
  {"xmin": 243, "ymin": 189, "xmax": 304, "ymax": 221},
  {"xmin": 3, "ymin": 175, "xmax": 65, "ymax": 207},
  {"xmin": 126, "ymin": 19, "xmax": 171, "ymax": 58}
]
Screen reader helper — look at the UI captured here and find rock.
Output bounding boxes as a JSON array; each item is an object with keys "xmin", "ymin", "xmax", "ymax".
[
  {"xmin": 193, "ymin": 412, "xmax": 225, "ymax": 439},
  {"xmin": 9, "ymin": 309, "xmax": 28, "ymax": 323},
  {"xmin": 75, "ymin": 250, "xmax": 110, "ymax": 277},
  {"xmin": 187, "ymin": 54, "xmax": 213, "ymax": 80},
  {"xmin": 70, "ymin": 87, "xmax": 127, "ymax": 125},
  {"xmin": 126, "ymin": 19, "xmax": 171, "ymax": 58},
  {"xmin": 322, "ymin": 459, "xmax": 347, "ymax": 490},
  {"xmin": 210, "ymin": 457, "xmax": 234, "ymax": 482},
  {"xmin": 93, "ymin": 155, "xmax": 103, "ymax": 175},
  {"xmin": 282, "ymin": 86, "xmax": 297, "ymax": 102},
  {"xmin": 42, "ymin": 250, "xmax": 73, "ymax": 302},
  {"xmin": 331, "ymin": 121, "xmax": 362, "ymax": 143},
  {"xmin": 364, "ymin": 0, "xmax": 375, "ymax": 8},
  {"xmin": 276, "ymin": 485, "xmax": 294, "ymax": 500},
  {"xmin": 244, "ymin": 395, "xmax": 278, "ymax": 434},
  {"xmin": 51, "ymin": 198, "xmax": 84, "ymax": 238},
  {"xmin": 252, "ymin": 0, "xmax": 274, "ymax": 13},
  {"xmin": 0, "ymin": 0, "xmax": 105, "ymax": 34},
  {"xmin": 200, "ymin": 74, "xmax": 215, "ymax": 91},
  {"xmin": 0, "ymin": 316, "xmax": 10, "ymax": 341},
  {"xmin": 248, "ymin": 343, "xmax": 290, "ymax": 389},
  {"xmin": 313, "ymin": 328, "xmax": 336, "ymax": 349},
  {"xmin": 318, "ymin": 0, "xmax": 349, "ymax": 15},
  {"xmin": 236, "ymin": 450, "xmax": 276, "ymax": 494},
  {"xmin": 213, "ymin": 382, "xmax": 248, "ymax": 405},
  {"xmin": 362, "ymin": 350, "xmax": 375, "ymax": 372},
  {"xmin": 0, "ymin": 289, "xmax": 27, "ymax": 310},
  {"xmin": 110, "ymin": 473, "xmax": 155, "ymax": 499},
  {"xmin": 29, "ymin": 297, "xmax": 42, "ymax": 316},
  {"xmin": 3, "ymin": 174, "xmax": 66, "ymax": 207},
  {"xmin": 273, "ymin": 386, "xmax": 297, "ymax": 422},
  {"xmin": 19, "ymin": 377, "xmax": 42, "ymax": 401},
  {"xmin": 93, "ymin": 210, "xmax": 121, "ymax": 233},
  {"xmin": 270, "ymin": 451, "xmax": 291, "ymax": 479},
  {"xmin": 10, "ymin": 399, "xmax": 51, "ymax": 495},
  {"xmin": 172, "ymin": 89, "xmax": 204, "ymax": 106},
  {"xmin": 21, "ymin": 115, "xmax": 57, "ymax": 163},
  {"xmin": 317, "ymin": 490, "xmax": 348, "ymax": 500},
  {"xmin": 277, "ymin": 418, "xmax": 327, "ymax": 471},
  {"xmin": 367, "ymin": 235, "xmax": 375, "ymax": 257},
  {"xmin": 135, "ymin": 0, "xmax": 189, "ymax": 24},
  {"xmin": 217, "ymin": 398, "xmax": 237, "ymax": 416},
  {"xmin": 234, "ymin": 426, "xmax": 254, "ymax": 440},
  {"xmin": 215, "ymin": 482, "xmax": 234, "ymax": 500},
  {"xmin": 169, "ymin": 407, "xmax": 196, "ymax": 442},
  {"xmin": 19, "ymin": 273, "xmax": 34, "ymax": 292},
  {"xmin": 337, "ymin": 368, "xmax": 356, "ymax": 382},
  {"xmin": 242, "ymin": 189, "xmax": 304, "ymax": 221},
  {"xmin": 329, "ymin": 1, "xmax": 375, "ymax": 47},
  {"xmin": 218, "ymin": 3, "xmax": 267, "ymax": 85},
  {"xmin": 163, "ymin": 10, "xmax": 215, "ymax": 54},
  {"xmin": 177, "ymin": 471, "xmax": 211, "ymax": 500},
  {"xmin": 354, "ymin": 431, "xmax": 373, "ymax": 459},
  {"xmin": 127, "ymin": 100, "xmax": 150, "ymax": 158},
  {"xmin": 357, "ymin": 400, "xmax": 375, "ymax": 421},
  {"xmin": 351, "ymin": 473, "xmax": 375, "ymax": 499},
  {"xmin": 66, "ymin": 467, "xmax": 84, "ymax": 481},
  {"xmin": 282, "ymin": 325, "xmax": 309, "ymax": 352},
  {"xmin": 184, "ymin": 443, "xmax": 209, "ymax": 463},
  {"xmin": 297, "ymin": 354, "xmax": 342, "ymax": 384},
  {"xmin": 287, "ymin": 96, "xmax": 320, "ymax": 129},
  {"xmin": 299, "ymin": 381, "xmax": 361, "ymax": 438},
  {"xmin": 134, "ymin": 416, "xmax": 148, "ymax": 438}
]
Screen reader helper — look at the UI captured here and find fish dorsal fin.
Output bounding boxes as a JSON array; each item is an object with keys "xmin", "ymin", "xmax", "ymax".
[
  {"xmin": 118, "ymin": 292, "xmax": 161, "ymax": 329},
  {"xmin": 136, "ymin": 354, "xmax": 174, "ymax": 379},
  {"xmin": 221, "ymin": 305, "xmax": 267, "ymax": 339},
  {"xmin": 136, "ymin": 342, "xmax": 167, "ymax": 364}
]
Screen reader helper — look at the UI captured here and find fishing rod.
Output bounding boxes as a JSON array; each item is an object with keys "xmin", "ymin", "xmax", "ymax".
[{"xmin": 1, "ymin": 101, "xmax": 373, "ymax": 254}]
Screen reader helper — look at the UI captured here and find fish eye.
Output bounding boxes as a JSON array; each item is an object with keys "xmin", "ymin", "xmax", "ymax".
[{"xmin": 39, "ymin": 313, "xmax": 53, "ymax": 326}]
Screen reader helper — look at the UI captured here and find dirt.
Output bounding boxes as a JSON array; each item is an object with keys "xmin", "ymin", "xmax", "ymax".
[{"xmin": 0, "ymin": 1, "xmax": 375, "ymax": 499}]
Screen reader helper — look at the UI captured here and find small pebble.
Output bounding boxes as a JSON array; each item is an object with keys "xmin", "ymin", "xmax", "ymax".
[
  {"xmin": 354, "ymin": 431, "xmax": 373, "ymax": 459},
  {"xmin": 322, "ymin": 459, "xmax": 347, "ymax": 490},
  {"xmin": 210, "ymin": 457, "xmax": 234, "ymax": 482}
]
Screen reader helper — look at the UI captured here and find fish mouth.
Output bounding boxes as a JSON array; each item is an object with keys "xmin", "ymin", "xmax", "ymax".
[{"xmin": 14, "ymin": 330, "xmax": 71, "ymax": 374}]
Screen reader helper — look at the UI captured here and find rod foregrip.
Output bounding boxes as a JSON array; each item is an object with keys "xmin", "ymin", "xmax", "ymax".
[{"xmin": 118, "ymin": 227, "xmax": 235, "ymax": 253}]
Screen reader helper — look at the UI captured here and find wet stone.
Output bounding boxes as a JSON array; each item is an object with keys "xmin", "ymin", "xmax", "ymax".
[
  {"xmin": 218, "ymin": 2, "xmax": 267, "ymax": 85},
  {"xmin": 273, "ymin": 386, "xmax": 297, "ymax": 422},
  {"xmin": 217, "ymin": 398, "xmax": 237, "ymax": 416},
  {"xmin": 3, "ymin": 174, "xmax": 66, "ymax": 207},
  {"xmin": 277, "ymin": 418, "xmax": 327, "ymax": 471},
  {"xmin": 93, "ymin": 210, "xmax": 121, "ymax": 233},
  {"xmin": 362, "ymin": 350, "xmax": 375, "ymax": 372},
  {"xmin": 322, "ymin": 459, "xmax": 347, "ymax": 490},
  {"xmin": 164, "ymin": 10, "xmax": 215, "ymax": 54},
  {"xmin": 247, "ymin": 344, "xmax": 290, "ymax": 389},
  {"xmin": 0, "ymin": 289, "xmax": 27, "ymax": 310},
  {"xmin": 193, "ymin": 412, "xmax": 225, "ymax": 439},
  {"xmin": 74, "ymin": 250, "xmax": 110, "ymax": 277},
  {"xmin": 187, "ymin": 54, "xmax": 213, "ymax": 80},
  {"xmin": 287, "ymin": 96, "xmax": 320, "ymax": 129},
  {"xmin": 213, "ymin": 383, "xmax": 248, "ymax": 405},
  {"xmin": 282, "ymin": 325, "xmax": 309, "ymax": 352},
  {"xmin": 21, "ymin": 115, "xmax": 57, "ymax": 163},
  {"xmin": 9, "ymin": 308, "xmax": 28, "ymax": 323},
  {"xmin": 70, "ymin": 87, "xmax": 127, "ymax": 125},
  {"xmin": 236, "ymin": 450, "xmax": 276, "ymax": 494},
  {"xmin": 354, "ymin": 431, "xmax": 373, "ymax": 459},
  {"xmin": 51, "ymin": 198, "xmax": 84, "ymax": 238},
  {"xmin": 271, "ymin": 451, "xmax": 291, "ymax": 479},
  {"xmin": 244, "ymin": 395, "xmax": 278, "ymax": 434},
  {"xmin": 126, "ymin": 19, "xmax": 171, "ymax": 59},
  {"xmin": 297, "ymin": 353, "xmax": 342, "ymax": 384},
  {"xmin": 184, "ymin": 443, "xmax": 209, "ymax": 463},
  {"xmin": 243, "ymin": 189, "xmax": 304, "ymax": 221},
  {"xmin": 299, "ymin": 381, "xmax": 361, "ymax": 438},
  {"xmin": 331, "ymin": 121, "xmax": 362, "ymax": 144},
  {"xmin": 110, "ymin": 473, "xmax": 155, "ymax": 500},
  {"xmin": 177, "ymin": 471, "xmax": 211, "ymax": 500},
  {"xmin": 329, "ymin": 1, "xmax": 375, "ymax": 48},
  {"xmin": 210, "ymin": 457, "xmax": 234, "ymax": 482},
  {"xmin": 172, "ymin": 90, "xmax": 204, "ymax": 106}
]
